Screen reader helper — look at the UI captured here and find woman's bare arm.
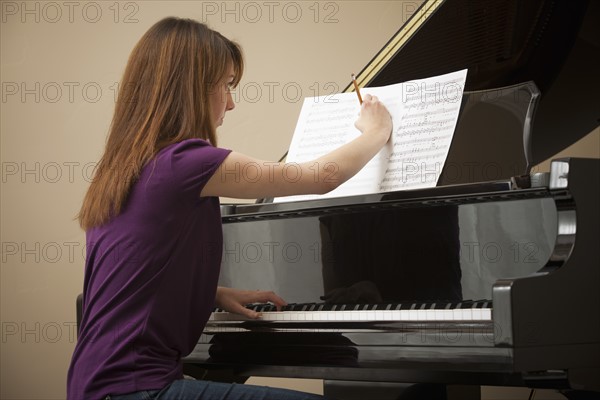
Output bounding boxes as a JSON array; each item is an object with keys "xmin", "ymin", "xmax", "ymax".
[{"xmin": 201, "ymin": 94, "xmax": 392, "ymax": 199}]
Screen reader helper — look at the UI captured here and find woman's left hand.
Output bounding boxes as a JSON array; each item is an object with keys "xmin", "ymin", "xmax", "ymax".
[{"xmin": 215, "ymin": 286, "xmax": 287, "ymax": 319}]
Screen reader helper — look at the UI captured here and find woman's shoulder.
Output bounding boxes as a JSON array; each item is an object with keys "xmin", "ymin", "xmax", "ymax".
[
  {"xmin": 154, "ymin": 138, "xmax": 231, "ymax": 174},
  {"xmin": 157, "ymin": 138, "xmax": 229, "ymax": 160},
  {"xmin": 160, "ymin": 138, "xmax": 213, "ymax": 154}
]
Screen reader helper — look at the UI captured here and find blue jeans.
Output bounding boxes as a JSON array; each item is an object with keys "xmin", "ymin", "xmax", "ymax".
[{"xmin": 106, "ymin": 379, "xmax": 327, "ymax": 400}]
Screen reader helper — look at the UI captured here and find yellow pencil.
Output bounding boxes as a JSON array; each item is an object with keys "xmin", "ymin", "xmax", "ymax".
[{"xmin": 351, "ymin": 73, "xmax": 363, "ymax": 104}]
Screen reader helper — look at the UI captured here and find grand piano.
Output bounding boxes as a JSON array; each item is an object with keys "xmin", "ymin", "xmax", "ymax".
[{"xmin": 184, "ymin": 0, "xmax": 600, "ymax": 398}]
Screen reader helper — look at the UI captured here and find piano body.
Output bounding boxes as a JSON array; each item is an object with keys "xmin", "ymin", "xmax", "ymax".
[{"xmin": 185, "ymin": 0, "xmax": 600, "ymax": 398}]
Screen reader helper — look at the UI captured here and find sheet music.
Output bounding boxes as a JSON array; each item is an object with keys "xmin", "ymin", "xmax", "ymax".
[{"xmin": 274, "ymin": 69, "xmax": 467, "ymax": 203}]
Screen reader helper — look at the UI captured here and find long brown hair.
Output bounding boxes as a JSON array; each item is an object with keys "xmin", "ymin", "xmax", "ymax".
[{"xmin": 78, "ymin": 17, "xmax": 243, "ymax": 230}]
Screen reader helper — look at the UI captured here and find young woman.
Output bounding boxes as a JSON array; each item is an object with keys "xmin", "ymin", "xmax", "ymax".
[{"xmin": 68, "ymin": 17, "xmax": 392, "ymax": 400}]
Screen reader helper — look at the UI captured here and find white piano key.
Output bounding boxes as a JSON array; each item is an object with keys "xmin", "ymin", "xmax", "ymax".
[
  {"xmin": 481, "ymin": 308, "xmax": 492, "ymax": 320},
  {"xmin": 461, "ymin": 309, "xmax": 472, "ymax": 320},
  {"xmin": 452, "ymin": 309, "xmax": 462, "ymax": 320},
  {"xmin": 408, "ymin": 310, "xmax": 419, "ymax": 320},
  {"xmin": 426, "ymin": 309, "xmax": 436, "ymax": 321}
]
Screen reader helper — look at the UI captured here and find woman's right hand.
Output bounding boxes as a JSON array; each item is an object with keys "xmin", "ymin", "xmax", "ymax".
[{"xmin": 354, "ymin": 94, "xmax": 393, "ymax": 145}]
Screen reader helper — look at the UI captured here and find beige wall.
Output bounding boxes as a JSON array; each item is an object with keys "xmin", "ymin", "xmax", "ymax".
[
  {"xmin": 534, "ymin": 127, "xmax": 599, "ymax": 172},
  {"xmin": 0, "ymin": 1, "xmax": 597, "ymax": 399}
]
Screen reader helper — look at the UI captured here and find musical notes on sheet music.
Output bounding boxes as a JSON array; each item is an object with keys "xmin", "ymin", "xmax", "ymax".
[
  {"xmin": 379, "ymin": 73, "xmax": 465, "ymax": 191},
  {"xmin": 274, "ymin": 69, "xmax": 468, "ymax": 202},
  {"xmin": 292, "ymin": 96, "xmax": 357, "ymax": 160}
]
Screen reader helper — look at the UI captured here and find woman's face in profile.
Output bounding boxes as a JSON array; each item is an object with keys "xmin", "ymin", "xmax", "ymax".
[{"xmin": 210, "ymin": 65, "xmax": 236, "ymax": 127}]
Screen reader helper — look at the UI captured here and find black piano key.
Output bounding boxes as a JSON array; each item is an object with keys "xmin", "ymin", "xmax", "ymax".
[
  {"xmin": 457, "ymin": 300, "xmax": 474, "ymax": 309},
  {"xmin": 475, "ymin": 300, "xmax": 492, "ymax": 308}
]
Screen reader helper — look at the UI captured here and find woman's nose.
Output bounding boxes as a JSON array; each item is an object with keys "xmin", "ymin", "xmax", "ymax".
[{"xmin": 226, "ymin": 91, "xmax": 235, "ymax": 111}]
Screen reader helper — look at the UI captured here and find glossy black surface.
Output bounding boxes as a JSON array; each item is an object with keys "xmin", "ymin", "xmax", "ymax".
[{"xmin": 218, "ymin": 192, "xmax": 556, "ymax": 304}]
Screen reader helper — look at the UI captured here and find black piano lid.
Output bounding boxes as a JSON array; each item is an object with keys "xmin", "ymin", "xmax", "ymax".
[
  {"xmin": 220, "ymin": 181, "xmax": 555, "ymax": 222},
  {"xmin": 347, "ymin": 0, "xmax": 599, "ymax": 172}
]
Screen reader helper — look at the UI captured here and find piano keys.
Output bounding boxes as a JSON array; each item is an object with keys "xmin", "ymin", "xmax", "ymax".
[{"xmin": 208, "ymin": 301, "xmax": 494, "ymax": 324}]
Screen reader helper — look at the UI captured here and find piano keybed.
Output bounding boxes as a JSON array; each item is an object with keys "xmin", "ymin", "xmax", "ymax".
[{"xmin": 208, "ymin": 300, "xmax": 492, "ymax": 323}]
